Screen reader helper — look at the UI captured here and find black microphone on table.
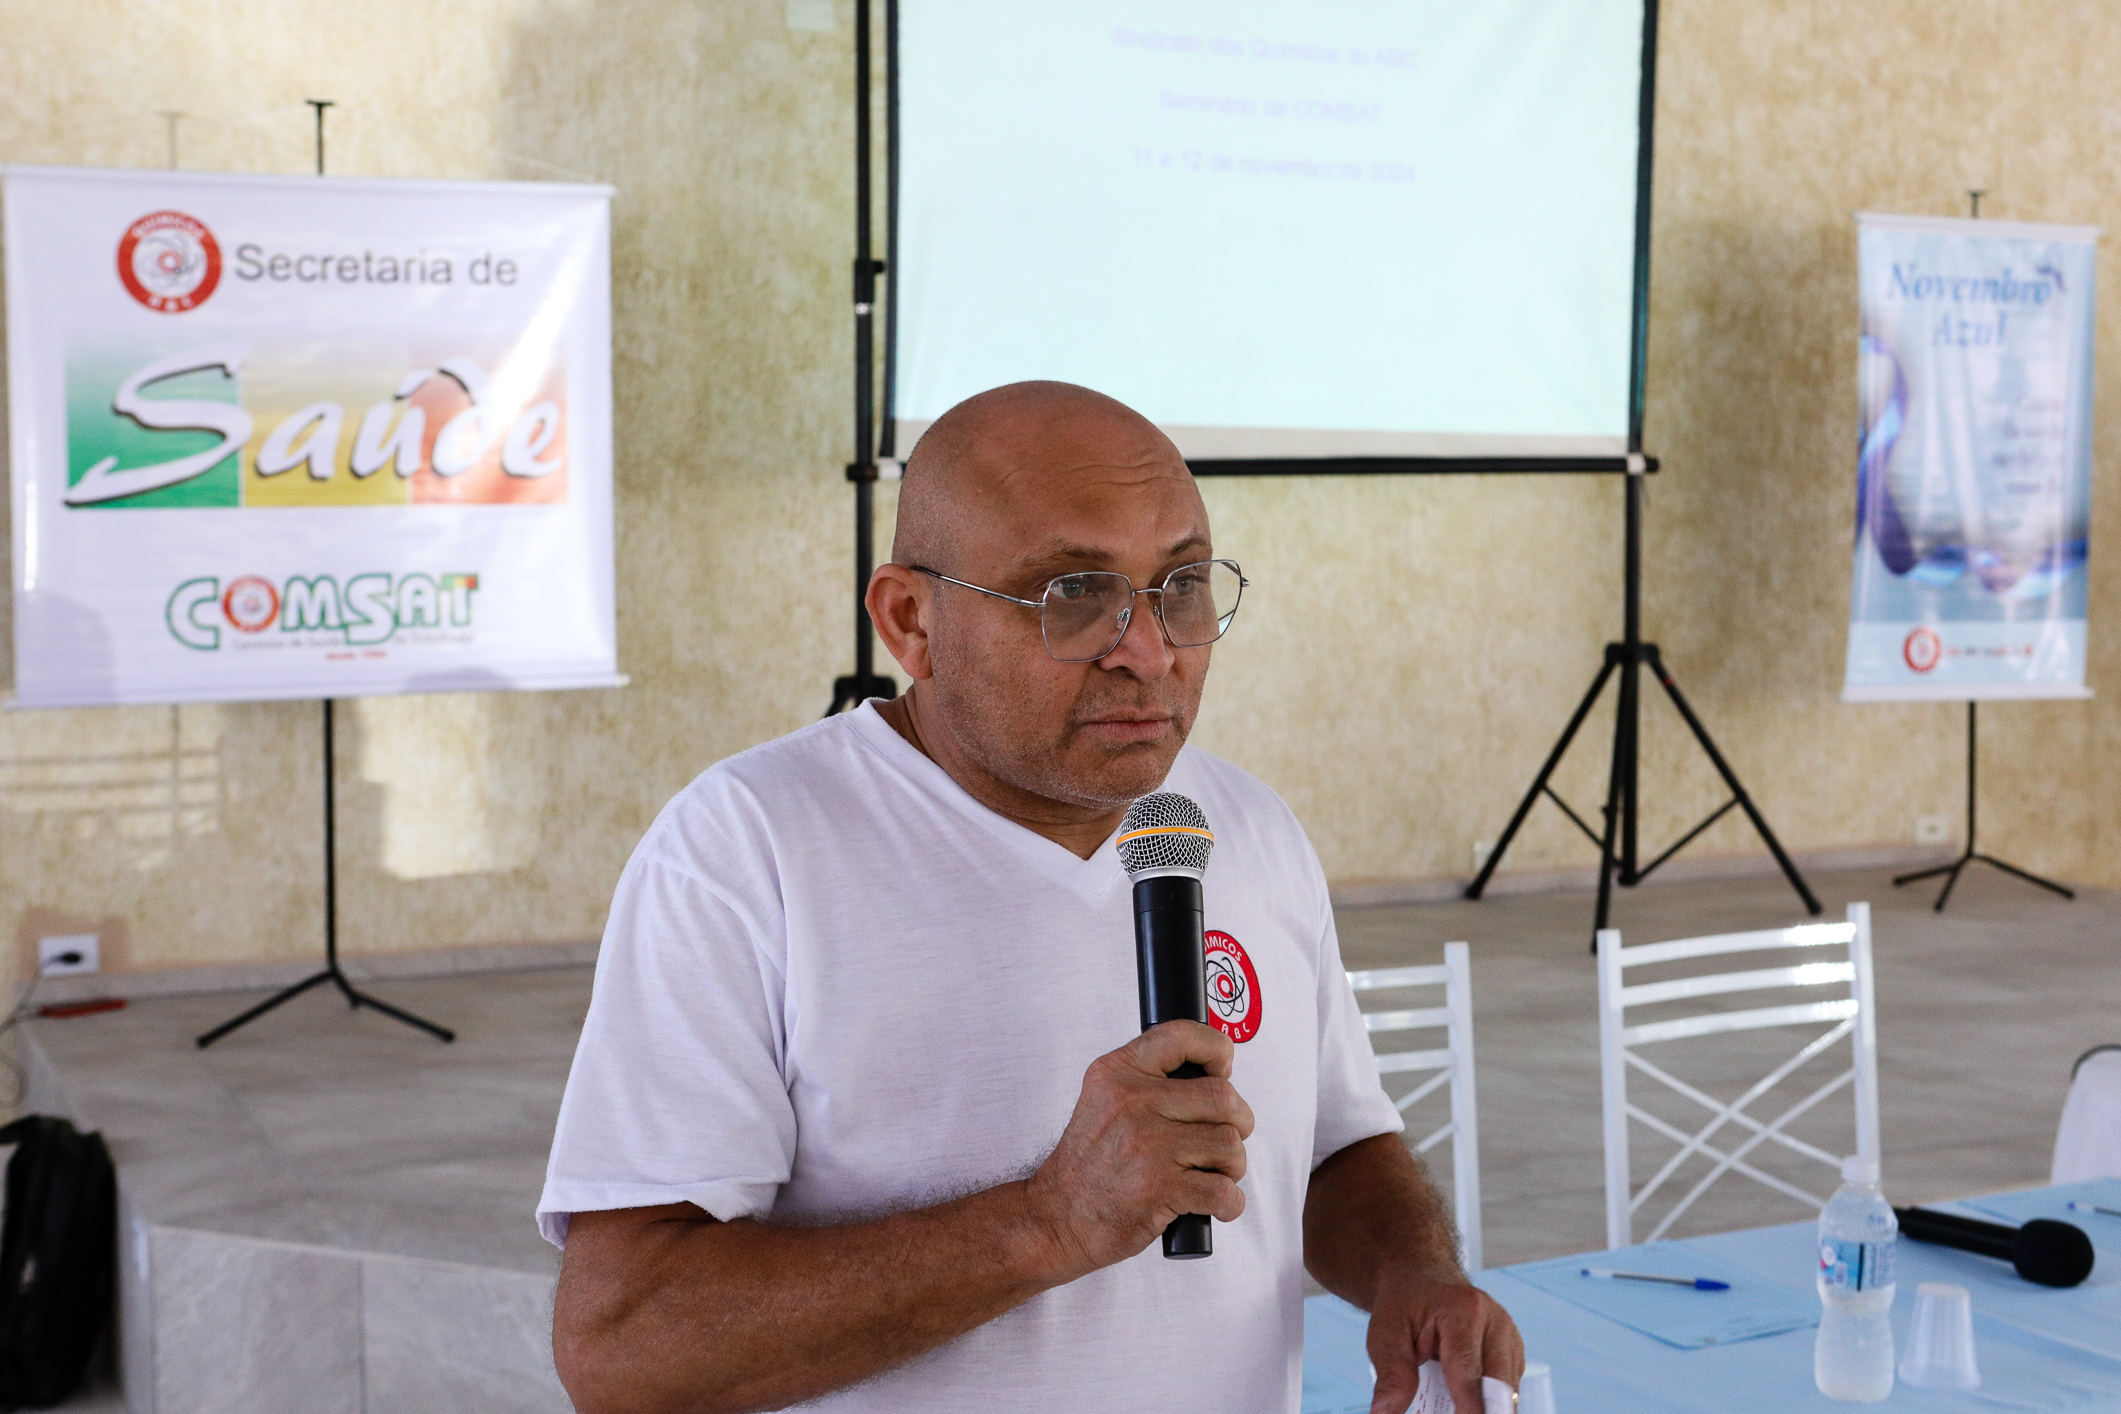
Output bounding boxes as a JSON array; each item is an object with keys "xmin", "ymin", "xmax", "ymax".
[
  {"xmin": 1118, "ymin": 791, "xmax": 1216, "ymax": 1261},
  {"xmin": 1896, "ymin": 1206, "xmax": 2095, "ymax": 1288}
]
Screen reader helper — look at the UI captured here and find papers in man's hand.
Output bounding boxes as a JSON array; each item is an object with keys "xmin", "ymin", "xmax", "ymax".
[{"xmin": 1412, "ymin": 1361, "xmax": 1516, "ymax": 1414}]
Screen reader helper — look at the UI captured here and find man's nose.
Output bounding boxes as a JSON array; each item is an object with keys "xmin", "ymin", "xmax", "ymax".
[{"xmin": 1097, "ymin": 591, "xmax": 1175, "ymax": 677}]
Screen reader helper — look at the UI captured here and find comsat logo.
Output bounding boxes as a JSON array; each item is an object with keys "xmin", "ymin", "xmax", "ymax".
[{"xmin": 166, "ymin": 572, "xmax": 478, "ymax": 650}]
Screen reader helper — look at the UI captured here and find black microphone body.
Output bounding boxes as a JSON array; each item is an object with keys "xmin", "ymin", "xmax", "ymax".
[
  {"xmin": 1135, "ymin": 872, "xmax": 1212, "ymax": 1258},
  {"xmin": 1895, "ymin": 1206, "xmax": 2095, "ymax": 1288}
]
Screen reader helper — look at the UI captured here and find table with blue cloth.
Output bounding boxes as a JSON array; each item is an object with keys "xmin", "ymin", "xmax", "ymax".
[{"xmin": 1303, "ymin": 1180, "xmax": 2121, "ymax": 1412}]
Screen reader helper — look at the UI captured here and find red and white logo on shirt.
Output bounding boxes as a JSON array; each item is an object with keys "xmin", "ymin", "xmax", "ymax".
[{"xmin": 1202, "ymin": 930, "xmax": 1261, "ymax": 1043}]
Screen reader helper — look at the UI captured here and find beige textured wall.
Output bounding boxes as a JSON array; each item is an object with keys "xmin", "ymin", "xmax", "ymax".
[{"xmin": 1, "ymin": 0, "xmax": 2114, "ymax": 987}]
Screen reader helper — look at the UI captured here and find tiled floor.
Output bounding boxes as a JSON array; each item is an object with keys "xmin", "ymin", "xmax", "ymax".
[
  {"xmin": 31, "ymin": 970, "xmax": 588, "ymax": 1277},
  {"xmin": 33, "ymin": 863, "xmax": 2117, "ymax": 1408}
]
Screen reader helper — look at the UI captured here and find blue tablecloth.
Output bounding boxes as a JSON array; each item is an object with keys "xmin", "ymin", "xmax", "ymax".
[{"xmin": 1303, "ymin": 1184, "xmax": 2121, "ymax": 1412}]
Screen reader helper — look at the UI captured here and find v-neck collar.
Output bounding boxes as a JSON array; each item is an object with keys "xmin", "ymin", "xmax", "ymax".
[{"xmin": 844, "ymin": 701, "xmax": 1128, "ymax": 903}]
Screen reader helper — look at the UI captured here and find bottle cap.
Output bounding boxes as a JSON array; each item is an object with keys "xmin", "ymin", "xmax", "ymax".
[{"xmin": 1841, "ymin": 1155, "xmax": 1880, "ymax": 1184}]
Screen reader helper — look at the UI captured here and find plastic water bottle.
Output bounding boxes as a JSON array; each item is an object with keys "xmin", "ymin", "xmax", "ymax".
[{"xmin": 1815, "ymin": 1156, "xmax": 1897, "ymax": 1401}]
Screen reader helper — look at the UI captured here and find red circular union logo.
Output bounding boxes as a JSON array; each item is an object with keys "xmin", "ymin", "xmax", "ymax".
[
  {"xmin": 117, "ymin": 210, "xmax": 222, "ymax": 313},
  {"xmin": 1203, "ymin": 930, "xmax": 1261, "ymax": 1043},
  {"xmin": 222, "ymin": 576, "xmax": 280, "ymax": 633},
  {"xmin": 1903, "ymin": 625, "xmax": 1942, "ymax": 673}
]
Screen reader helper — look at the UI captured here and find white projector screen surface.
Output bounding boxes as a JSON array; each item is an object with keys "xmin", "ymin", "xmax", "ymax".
[{"xmin": 893, "ymin": 0, "xmax": 1646, "ymax": 463}]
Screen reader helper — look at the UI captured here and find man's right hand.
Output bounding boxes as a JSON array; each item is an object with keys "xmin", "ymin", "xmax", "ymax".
[
  {"xmin": 1023, "ymin": 1020, "xmax": 1255, "ymax": 1278},
  {"xmin": 556, "ymin": 1022, "xmax": 1254, "ymax": 1413}
]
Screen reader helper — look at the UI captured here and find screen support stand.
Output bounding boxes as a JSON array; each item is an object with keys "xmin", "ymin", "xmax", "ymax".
[
  {"xmin": 1891, "ymin": 702, "xmax": 2074, "ymax": 912},
  {"xmin": 196, "ymin": 703, "xmax": 456, "ymax": 1048},
  {"xmin": 826, "ymin": 0, "xmax": 899, "ymax": 717},
  {"xmin": 1464, "ymin": 464, "xmax": 1821, "ymax": 945}
]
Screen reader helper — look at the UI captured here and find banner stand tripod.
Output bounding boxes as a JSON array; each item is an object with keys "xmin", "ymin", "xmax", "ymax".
[
  {"xmin": 1892, "ymin": 702, "xmax": 2075, "ymax": 912},
  {"xmin": 197, "ymin": 103, "xmax": 454, "ymax": 1048},
  {"xmin": 1463, "ymin": 465, "xmax": 1823, "ymax": 945},
  {"xmin": 1887, "ymin": 195, "xmax": 2074, "ymax": 915},
  {"xmin": 825, "ymin": 0, "xmax": 900, "ymax": 716},
  {"xmin": 197, "ymin": 702, "xmax": 456, "ymax": 1048}
]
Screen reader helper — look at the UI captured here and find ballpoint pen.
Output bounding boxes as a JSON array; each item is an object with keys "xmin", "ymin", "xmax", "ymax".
[{"xmin": 1580, "ymin": 1266, "xmax": 1731, "ymax": 1291}]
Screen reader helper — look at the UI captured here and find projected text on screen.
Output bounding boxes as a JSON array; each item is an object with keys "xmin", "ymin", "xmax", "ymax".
[{"xmin": 894, "ymin": 0, "xmax": 1646, "ymax": 463}]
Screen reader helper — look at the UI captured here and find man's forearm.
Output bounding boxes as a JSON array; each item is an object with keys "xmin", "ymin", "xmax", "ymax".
[
  {"xmin": 1303, "ymin": 1131, "xmax": 1464, "ymax": 1306},
  {"xmin": 556, "ymin": 1182, "xmax": 1073, "ymax": 1414}
]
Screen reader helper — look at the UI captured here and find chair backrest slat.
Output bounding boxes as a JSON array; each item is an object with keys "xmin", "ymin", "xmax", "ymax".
[
  {"xmin": 1347, "ymin": 964, "xmax": 1450, "ymax": 989},
  {"xmin": 1617, "ymin": 922, "xmax": 1854, "ymax": 970},
  {"xmin": 1620, "ymin": 961, "xmax": 1854, "ymax": 1009},
  {"xmin": 1362, "ymin": 1006, "xmax": 1453, "ymax": 1034},
  {"xmin": 1624, "ymin": 998, "xmax": 1859, "ymax": 1048},
  {"xmin": 1374, "ymin": 1047, "xmax": 1453, "ymax": 1075}
]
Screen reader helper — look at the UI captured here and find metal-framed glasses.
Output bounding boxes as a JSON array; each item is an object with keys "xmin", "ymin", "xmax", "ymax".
[{"xmin": 913, "ymin": 559, "xmax": 1249, "ymax": 663}]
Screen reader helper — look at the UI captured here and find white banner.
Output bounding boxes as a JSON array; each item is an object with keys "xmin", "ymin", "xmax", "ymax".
[
  {"xmin": 5, "ymin": 166, "xmax": 618, "ymax": 708},
  {"xmin": 1844, "ymin": 212, "xmax": 2098, "ymax": 702}
]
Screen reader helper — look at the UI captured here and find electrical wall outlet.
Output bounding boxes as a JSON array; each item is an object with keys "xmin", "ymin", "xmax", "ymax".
[
  {"xmin": 1472, "ymin": 840, "xmax": 1493, "ymax": 872},
  {"xmin": 39, "ymin": 934, "xmax": 99, "ymax": 976},
  {"xmin": 1914, "ymin": 814, "xmax": 1951, "ymax": 846}
]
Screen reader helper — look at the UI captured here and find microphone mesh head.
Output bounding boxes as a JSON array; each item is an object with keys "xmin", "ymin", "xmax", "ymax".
[
  {"xmin": 1117, "ymin": 792, "xmax": 1213, "ymax": 876},
  {"xmin": 2015, "ymin": 1218, "xmax": 2096, "ymax": 1287}
]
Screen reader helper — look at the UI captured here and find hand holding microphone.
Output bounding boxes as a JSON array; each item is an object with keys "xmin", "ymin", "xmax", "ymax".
[{"xmin": 1021, "ymin": 792, "xmax": 1251, "ymax": 1276}]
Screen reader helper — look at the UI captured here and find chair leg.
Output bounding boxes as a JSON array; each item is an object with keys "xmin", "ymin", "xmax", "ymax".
[{"xmin": 1597, "ymin": 929, "xmax": 1632, "ymax": 1249}]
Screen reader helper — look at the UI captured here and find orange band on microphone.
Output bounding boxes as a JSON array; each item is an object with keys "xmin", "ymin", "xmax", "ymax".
[{"xmin": 1117, "ymin": 825, "xmax": 1215, "ymax": 845}]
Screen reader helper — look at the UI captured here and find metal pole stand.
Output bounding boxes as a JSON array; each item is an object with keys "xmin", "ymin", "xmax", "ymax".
[
  {"xmin": 1464, "ymin": 465, "xmax": 1822, "ymax": 945},
  {"xmin": 197, "ymin": 702, "xmax": 455, "ymax": 1048},
  {"xmin": 1892, "ymin": 702, "xmax": 2075, "ymax": 912},
  {"xmin": 826, "ymin": 0, "xmax": 899, "ymax": 717},
  {"xmin": 195, "ymin": 107, "xmax": 452, "ymax": 1048}
]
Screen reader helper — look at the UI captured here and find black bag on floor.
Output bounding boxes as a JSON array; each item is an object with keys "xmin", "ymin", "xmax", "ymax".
[{"xmin": 0, "ymin": 1116, "xmax": 116, "ymax": 1411}]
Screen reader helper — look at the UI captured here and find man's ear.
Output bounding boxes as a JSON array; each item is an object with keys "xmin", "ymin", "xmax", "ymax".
[{"xmin": 867, "ymin": 564, "xmax": 934, "ymax": 682}]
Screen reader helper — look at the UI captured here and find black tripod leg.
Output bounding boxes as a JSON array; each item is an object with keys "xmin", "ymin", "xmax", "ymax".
[
  {"xmin": 1931, "ymin": 859, "xmax": 1966, "ymax": 912},
  {"xmin": 329, "ymin": 970, "xmax": 457, "ymax": 1042},
  {"xmin": 347, "ymin": 988, "xmax": 457, "ymax": 1043},
  {"xmin": 1591, "ymin": 665, "xmax": 1632, "ymax": 946},
  {"xmin": 1972, "ymin": 853, "xmax": 2077, "ymax": 900},
  {"xmin": 1650, "ymin": 652, "xmax": 1822, "ymax": 916},
  {"xmin": 195, "ymin": 969, "xmax": 334, "ymax": 1048},
  {"xmin": 1894, "ymin": 859, "xmax": 1961, "ymax": 887},
  {"xmin": 1465, "ymin": 658, "xmax": 1618, "ymax": 900}
]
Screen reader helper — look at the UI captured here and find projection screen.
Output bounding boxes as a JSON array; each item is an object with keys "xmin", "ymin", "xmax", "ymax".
[{"xmin": 890, "ymin": 0, "xmax": 1653, "ymax": 470}]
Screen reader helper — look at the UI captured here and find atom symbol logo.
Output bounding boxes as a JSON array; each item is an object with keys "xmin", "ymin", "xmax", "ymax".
[
  {"xmin": 1207, "ymin": 954, "xmax": 1247, "ymax": 1018},
  {"xmin": 1201, "ymin": 931, "xmax": 1261, "ymax": 1043}
]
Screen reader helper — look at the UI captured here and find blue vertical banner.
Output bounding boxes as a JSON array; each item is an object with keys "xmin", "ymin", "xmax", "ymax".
[{"xmin": 1844, "ymin": 213, "xmax": 2099, "ymax": 701}]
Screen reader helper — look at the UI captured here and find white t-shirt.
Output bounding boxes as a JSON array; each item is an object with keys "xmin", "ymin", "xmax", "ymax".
[{"xmin": 539, "ymin": 702, "xmax": 1400, "ymax": 1413}]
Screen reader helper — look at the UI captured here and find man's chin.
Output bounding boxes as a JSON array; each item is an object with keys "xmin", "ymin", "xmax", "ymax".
[{"xmin": 1047, "ymin": 738, "xmax": 1184, "ymax": 808}]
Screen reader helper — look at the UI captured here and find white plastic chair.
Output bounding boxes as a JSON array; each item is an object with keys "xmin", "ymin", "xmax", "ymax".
[
  {"xmin": 2052, "ymin": 1047, "xmax": 2121, "ymax": 1183},
  {"xmin": 1347, "ymin": 941, "xmax": 1484, "ymax": 1271},
  {"xmin": 1597, "ymin": 902, "xmax": 1880, "ymax": 1250}
]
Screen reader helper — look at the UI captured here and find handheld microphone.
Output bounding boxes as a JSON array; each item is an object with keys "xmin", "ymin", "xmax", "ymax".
[
  {"xmin": 1117, "ymin": 792, "xmax": 1215, "ymax": 1260},
  {"xmin": 1895, "ymin": 1206, "xmax": 2095, "ymax": 1287}
]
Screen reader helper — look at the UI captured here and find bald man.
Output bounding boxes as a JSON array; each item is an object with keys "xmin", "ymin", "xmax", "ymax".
[{"xmin": 541, "ymin": 383, "xmax": 1521, "ymax": 1414}]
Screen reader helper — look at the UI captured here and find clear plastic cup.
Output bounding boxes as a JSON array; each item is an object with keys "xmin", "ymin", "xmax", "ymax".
[
  {"xmin": 1518, "ymin": 1360, "xmax": 1557, "ymax": 1414},
  {"xmin": 1898, "ymin": 1282, "xmax": 1980, "ymax": 1390}
]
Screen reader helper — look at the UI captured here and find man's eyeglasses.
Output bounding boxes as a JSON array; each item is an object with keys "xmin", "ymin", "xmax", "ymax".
[{"xmin": 911, "ymin": 560, "xmax": 1249, "ymax": 663}]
